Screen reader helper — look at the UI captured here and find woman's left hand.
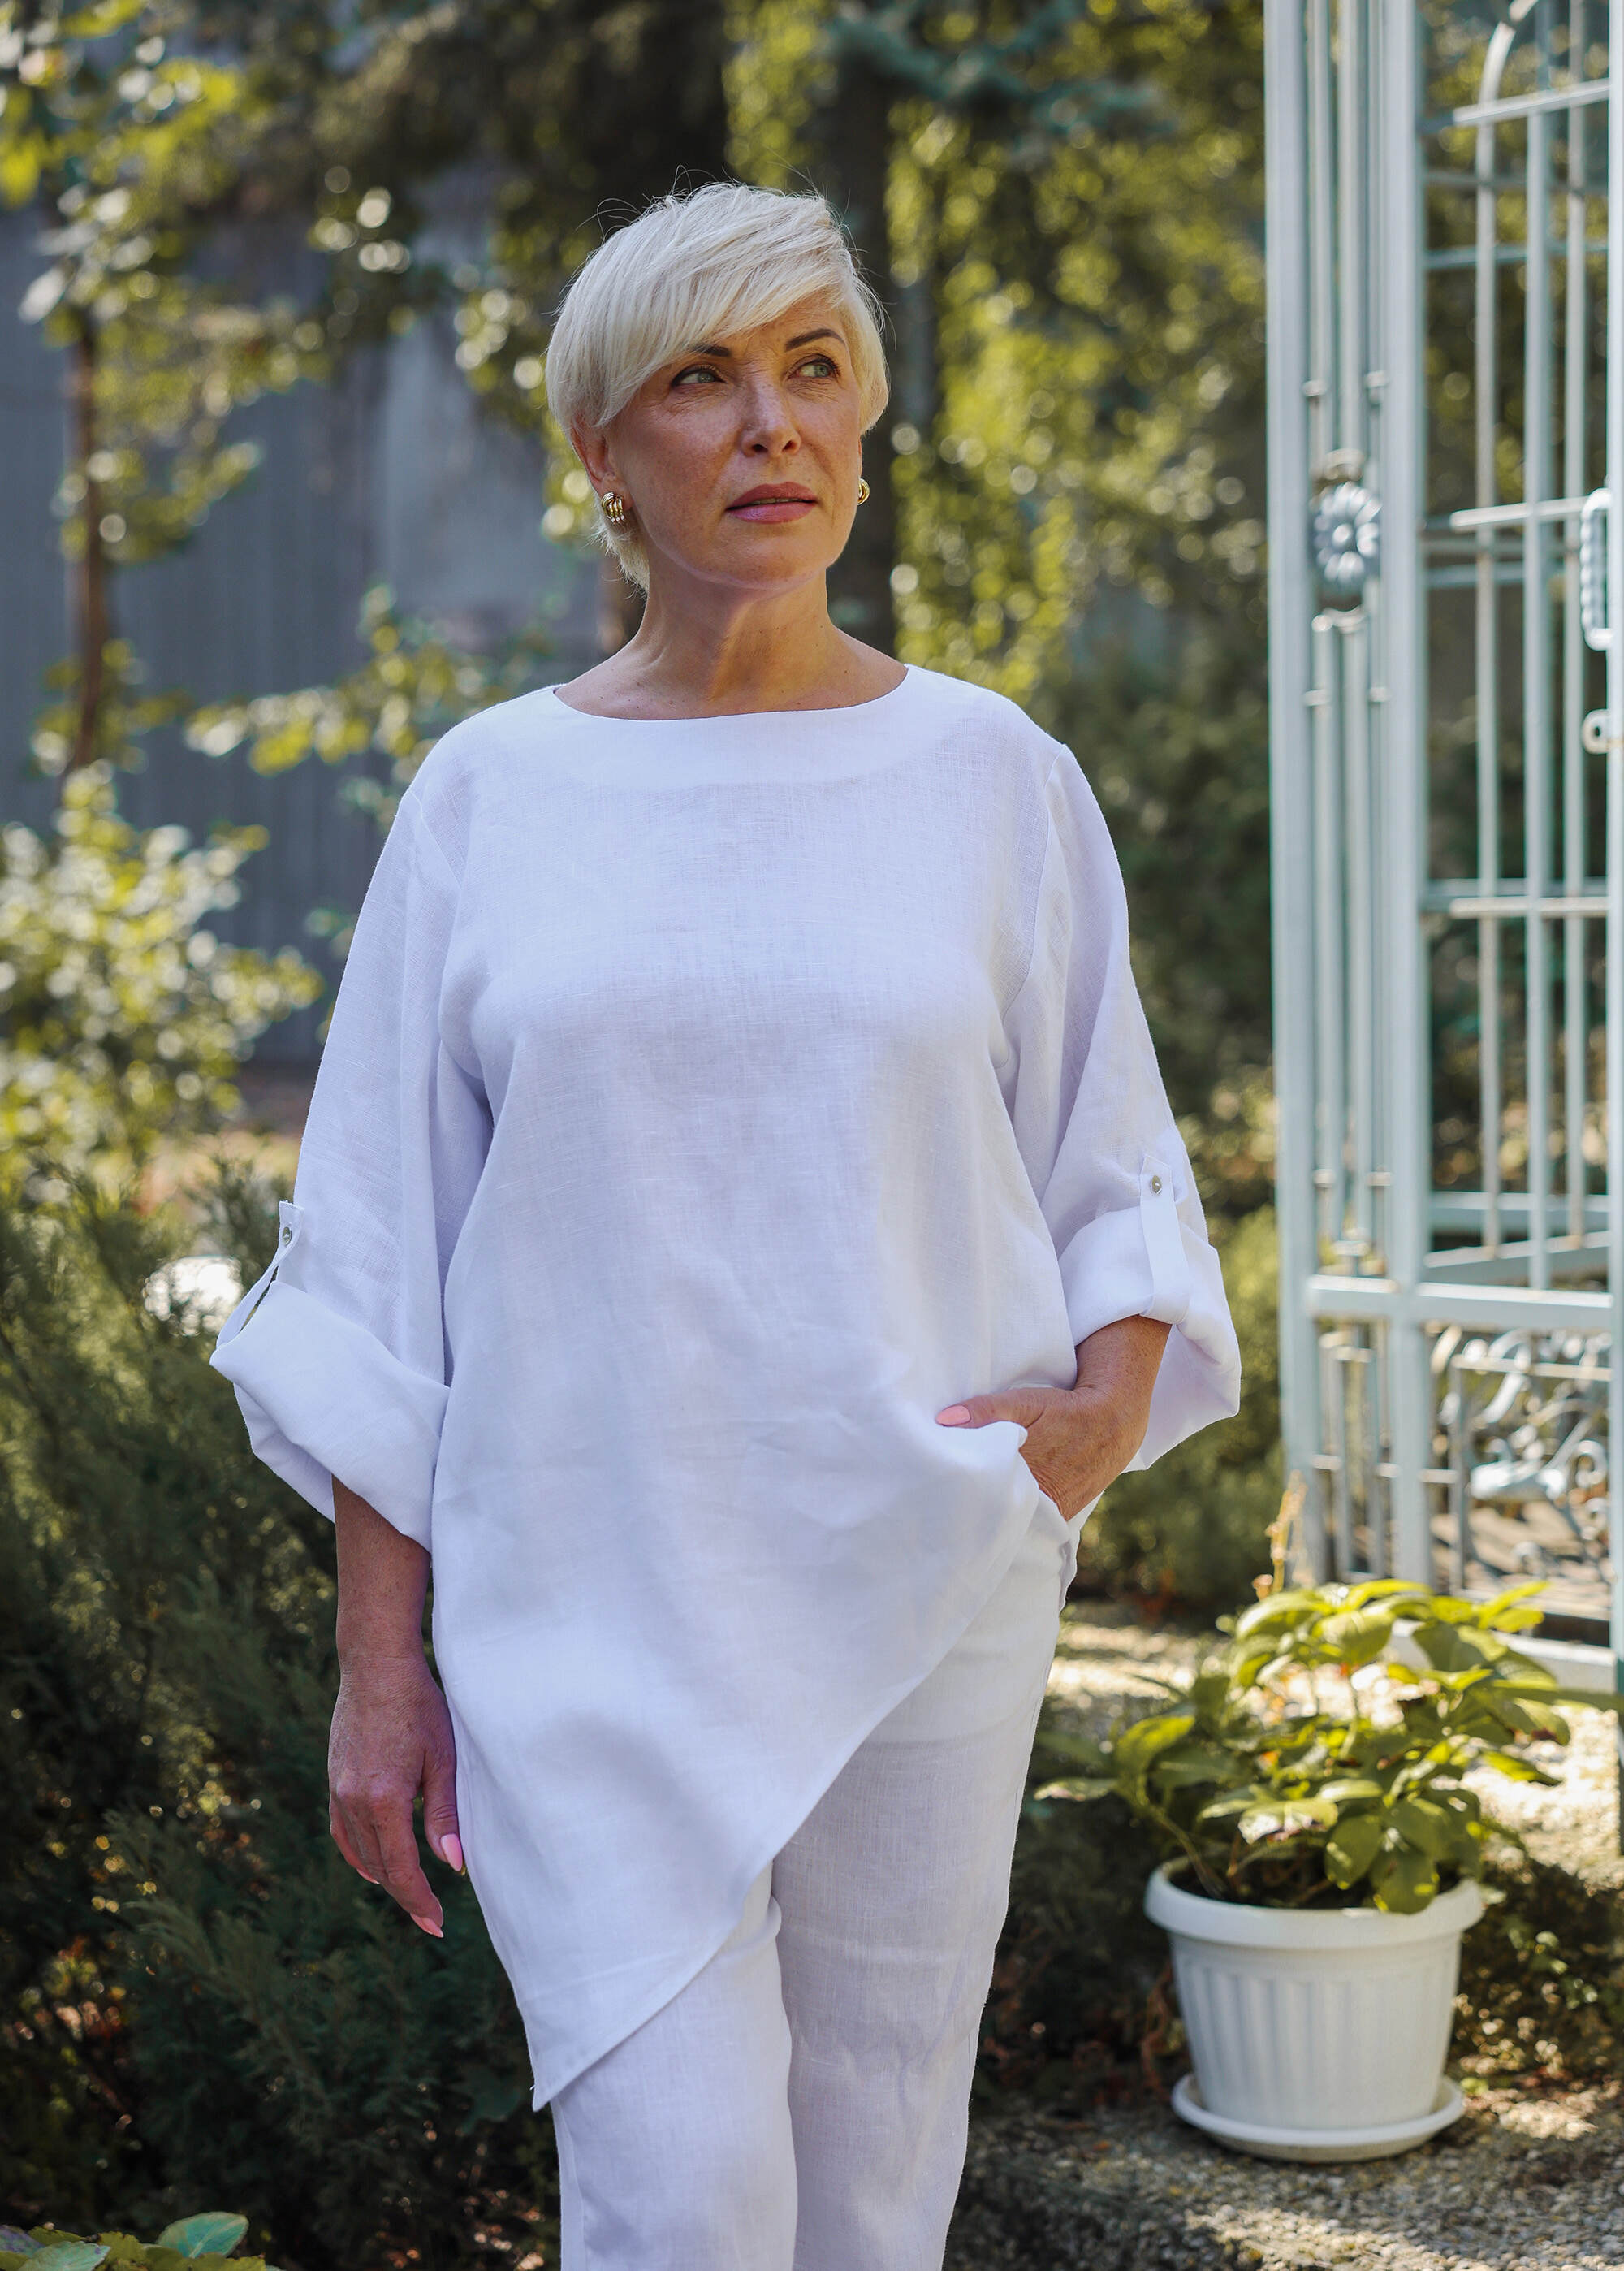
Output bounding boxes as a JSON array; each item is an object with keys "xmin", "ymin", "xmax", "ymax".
[{"xmin": 935, "ymin": 1313, "xmax": 1172, "ymax": 1520}]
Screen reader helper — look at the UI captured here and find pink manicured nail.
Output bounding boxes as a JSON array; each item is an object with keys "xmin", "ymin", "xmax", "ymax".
[
  {"xmin": 413, "ymin": 1915, "xmax": 443, "ymax": 1939},
  {"xmin": 442, "ymin": 1834, "xmax": 464, "ymax": 1875},
  {"xmin": 937, "ymin": 1404, "xmax": 971, "ymax": 1425}
]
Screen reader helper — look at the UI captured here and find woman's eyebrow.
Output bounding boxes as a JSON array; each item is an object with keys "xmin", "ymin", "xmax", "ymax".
[{"xmin": 785, "ymin": 328, "xmax": 844, "ymax": 348}]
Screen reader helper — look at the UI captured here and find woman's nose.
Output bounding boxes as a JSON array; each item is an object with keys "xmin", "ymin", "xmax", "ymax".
[{"xmin": 737, "ymin": 375, "xmax": 798, "ymax": 453}]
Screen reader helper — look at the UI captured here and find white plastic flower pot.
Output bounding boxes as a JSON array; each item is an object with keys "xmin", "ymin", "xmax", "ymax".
[{"xmin": 1145, "ymin": 1863, "xmax": 1483, "ymax": 2161}]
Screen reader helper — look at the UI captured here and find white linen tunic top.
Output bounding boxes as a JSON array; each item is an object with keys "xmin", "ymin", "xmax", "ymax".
[{"xmin": 211, "ymin": 662, "xmax": 1241, "ymax": 2108}]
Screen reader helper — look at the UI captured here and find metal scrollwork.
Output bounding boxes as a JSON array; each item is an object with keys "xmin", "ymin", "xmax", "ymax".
[
  {"xmin": 1311, "ymin": 481, "xmax": 1380, "ymax": 600},
  {"xmin": 1438, "ymin": 1330, "xmax": 1613, "ymax": 1617}
]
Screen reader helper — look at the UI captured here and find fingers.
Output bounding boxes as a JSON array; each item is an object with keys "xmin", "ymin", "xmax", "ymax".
[
  {"xmin": 330, "ymin": 1776, "xmax": 443, "ymax": 1936},
  {"xmin": 372, "ymin": 1808, "xmax": 443, "ymax": 1936},
  {"xmin": 421, "ymin": 1741, "xmax": 464, "ymax": 1877},
  {"xmin": 936, "ymin": 1386, "xmax": 1049, "ymax": 1429}
]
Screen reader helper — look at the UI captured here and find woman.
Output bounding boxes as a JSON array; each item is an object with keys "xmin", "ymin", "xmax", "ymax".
[{"xmin": 214, "ymin": 180, "xmax": 1240, "ymax": 2270}]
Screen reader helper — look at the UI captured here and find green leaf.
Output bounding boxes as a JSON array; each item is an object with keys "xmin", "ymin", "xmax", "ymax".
[
  {"xmin": 1317, "ymin": 1777, "xmax": 1384, "ymax": 1806},
  {"xmin": 1234, "ymin": 1588, "xmax": 1321, "ymax": 1638},
  {"xmin": 1390, "ymin": 1796, "xmax": 1458, "ymax": 1858},
  {"xmin": 31, "ymin": 2249, "xmax": 110, "ymax": 2271},
  {"xmin": 1148, "ymin": 1748, "xmax": 1237, "ymax": 1789},
  {"xmin": 1238, "ymin": 1796, "xmax": 1337, "ymax": 1840},
  {"xmin": 1473, "ymin": 1581, "xmax": 1549, "ymax": 1627},
  {"xmin": 1336, "ymin": 1580, "xmax": 1431, "ymax": 1613},
  {"xmin": 1111, "ymin": 1711, "xmax": 1195, "ymax": 1773},
  {"xmin": 1370, "ymin": 1841, "xmax": 1440, "ymax": 1914},
  {"xmin": 1317, "ymin": 1607, "xmax": 1401, "ymax": 1666},
  {"xmin": 1194, "ymin": 1787, "xmax": 1264, "ymax": 1824},
  {"xmin": 155, "ymin": 2223, "xmax": 247, "ymax": 2262},
  {"xmin": 1030, "ymin": 1775, "xmax": 1116, "ymax": 1802},
  {"xmin": 1479, "ymin": 1749, "xmax": 1561, "ymax": 1785},
  {"xmin": 0, "ymin": 2238, "xmax": 41, "ymax": 2260},
  {"xmin": 1324, "ymin": 1811, "xmax": 1385, "ymax": 1888}
]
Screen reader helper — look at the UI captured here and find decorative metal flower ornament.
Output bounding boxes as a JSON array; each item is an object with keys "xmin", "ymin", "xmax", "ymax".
[{"xmin": 1311, "ymin": 481, "xmax": 1380, "ymax": 600}]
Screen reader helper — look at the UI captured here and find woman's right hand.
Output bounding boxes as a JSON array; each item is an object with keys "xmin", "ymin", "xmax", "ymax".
[
  {"xmin": 328, "ymin": 1650, "xmax": 462, "ymax": 1937},
  {"xmin": 329, "ymin": 1479, "xmax": 462, "ymax": 1937}
]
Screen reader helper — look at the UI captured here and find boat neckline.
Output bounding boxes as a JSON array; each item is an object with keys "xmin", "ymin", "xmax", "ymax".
[{"xmin": 543, "ymin": 666, "xmax": 914, "ymax": 726}]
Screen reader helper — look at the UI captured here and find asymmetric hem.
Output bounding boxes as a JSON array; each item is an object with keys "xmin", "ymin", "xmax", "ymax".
[{"xmin": 212, "ymin": 663, "xmax": 1241, "ymax": 2105}]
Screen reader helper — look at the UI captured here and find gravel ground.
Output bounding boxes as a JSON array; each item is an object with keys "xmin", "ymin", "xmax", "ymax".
[{"xmin": 944, "ymin": 1603, "xmax": 1624, "ymax": 2271}]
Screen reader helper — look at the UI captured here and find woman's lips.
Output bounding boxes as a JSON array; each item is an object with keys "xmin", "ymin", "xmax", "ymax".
[{"xmin": 727, "ymin": 495, "xmax": 818, "ymax": 521}]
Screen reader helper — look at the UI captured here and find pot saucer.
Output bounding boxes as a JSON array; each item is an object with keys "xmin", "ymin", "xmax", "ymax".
[{"xmin": 1171, "ymin": 2075, "xmax": 1465, "ymax": 2164}]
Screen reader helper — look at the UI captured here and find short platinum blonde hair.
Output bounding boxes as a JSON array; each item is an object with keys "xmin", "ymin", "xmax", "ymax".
[{"xmin": 546, "ymin": 181, "xmax": 890, "ymax": 586}]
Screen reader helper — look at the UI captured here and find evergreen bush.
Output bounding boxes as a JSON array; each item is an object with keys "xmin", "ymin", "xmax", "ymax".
[{"xmin": 0, "ymin": 1178, "xmax": 555, "ymax": 2268}]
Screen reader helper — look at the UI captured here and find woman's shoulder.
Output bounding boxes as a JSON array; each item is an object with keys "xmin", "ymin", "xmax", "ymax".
[
  {"xmin": 394, "ymin": 686, "xmax": 567, "ymax": 854},
  {"xmin": 900, "ymin": 664, "xmax": 1073, "ymax": 787}
]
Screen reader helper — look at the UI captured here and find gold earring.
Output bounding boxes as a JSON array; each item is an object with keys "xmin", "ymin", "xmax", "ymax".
[
  {"xmin": 856, "ymin": 476, "xmax": 870, "ymax": 504},
  {"xmin": 602, "ymin": 491, "xmax": 628, "ymax": 529}
]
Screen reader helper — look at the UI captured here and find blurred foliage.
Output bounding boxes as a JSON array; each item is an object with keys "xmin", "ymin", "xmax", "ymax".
[
  {"xmin": 186, "ymin": 586, "xmax": 552, "ymax": 832},
  {"xmin": 0, "ymin": 1179, "xmax": 559, "ymax": 2265},
  {"xmin": 1080, "ymin": 1206, "xmax": 1280, "ymax": 1613},
  {"xmin": 0, "ymin": 768, "xmax": 317, "ymax": 1179}
]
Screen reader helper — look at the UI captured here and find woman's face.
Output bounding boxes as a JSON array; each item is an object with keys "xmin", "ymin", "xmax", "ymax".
[{"xmin": 577, "ymin": 294, "xmax": 866, "ymax": 598}]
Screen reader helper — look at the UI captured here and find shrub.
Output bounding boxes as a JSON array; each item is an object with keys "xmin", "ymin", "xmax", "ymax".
[
  {"xmin": 0, "ymin": 771, "xmax": 318, "ymax": 1181},
  {"xmin": 0, "ymin": 1179, "xmax": 555, "ymax": 2267},
  {"xmin": 1078, "ymin": 1205, "xmax": 1280, "ymax": 1613}
]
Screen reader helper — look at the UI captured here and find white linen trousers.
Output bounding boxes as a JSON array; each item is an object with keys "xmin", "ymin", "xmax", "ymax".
[{"xmin": 550, "ymin": 1490, "xmax": 1077, "ymax": 2271}]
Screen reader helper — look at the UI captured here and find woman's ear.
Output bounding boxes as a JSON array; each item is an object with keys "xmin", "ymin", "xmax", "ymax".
[{"xmin": 571, "ymin": 422, "xmax": 619, "ymax": 494}]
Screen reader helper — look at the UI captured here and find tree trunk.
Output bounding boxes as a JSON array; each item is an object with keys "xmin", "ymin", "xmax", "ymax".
[
  {"xmin": 68, "ymin": 319, "xmax": 110, "ymax": 774},
  {"xmin": 807, "ymin": 55, "xmax": 896, "ymax": 654}
]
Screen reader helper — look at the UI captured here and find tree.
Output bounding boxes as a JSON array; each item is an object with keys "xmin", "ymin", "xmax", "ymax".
[{"xmin": 1, "ymin": 0, "xmax": 332, "ymax": 774}]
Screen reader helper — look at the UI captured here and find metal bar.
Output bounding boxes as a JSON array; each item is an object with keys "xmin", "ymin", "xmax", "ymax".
[
  {"xmin": 1422, "ymin": 1232, "xmax": 1609, "ymax": 1279},
  {"xmin": 1445, "ymin": 494, "xmax": 1596, "ymax": 529},
  {"xmin": 1563, "ymin": 0, "xmax": 1590, "ymax": 1243},
  {"xmin": 1345, "ymin": 614, "xmax": 1376, "ymax": 1252},
  {"xmin": 1525, "ymin": 86, "xmax": 1555, "ymax": 1291},
  {"xmin": 1423, "ymin": 878, "xmax": 1608, "ymax": 901},
  {"xmin": 1433, "ymin": 892, "xmax": 1607, "ymax": 916},
  {"xmin": 1441, "ymin": 76, "xmax": 1611, "ymax": 129},
  {"xmin": 1426, "ymin": 238, "xmax": 1610, "ymax": 267},
  {"xmin": 1311, "ymin": 622, "xmax": 1348, "ymax": 1246},
  {"xmin": 1606, "ymin": 0, "xmax": 1624, "ymax": 1716},
  {"xmin": 1329, "ymin": 1335, "xmax": 1355, "ymax": 1577},
  {"xmin": 1309, "ymin": 0, "xmax": 1337, "ymax": 476},
  {"xmin": 1337, "ymin": 0, "xmax": 1365, "ymax": 456},
  {"xmin": 1431, "ymin": 1188, "xmax": 1609, "ymax": 1229},
  {"xmin": 1380, "ymin": 0, "xmax": 1432, "ymax": 1581},
  {"xmin": 1265, "ymin": 0, "xmax": 1327, "ymax": 1577},
  {"xmin": 1306, "ymin": 1273, "xmax": 1612, "ymax": 1325},
  {"xmin": 1474, "ymin": 84, "xmax": 1504, "ymax": 1259}
]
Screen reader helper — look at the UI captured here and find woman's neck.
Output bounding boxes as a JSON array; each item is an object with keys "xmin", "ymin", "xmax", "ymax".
[{"xmin": 557, "ymin": 573, "xmax": 905, "ymax": 720}]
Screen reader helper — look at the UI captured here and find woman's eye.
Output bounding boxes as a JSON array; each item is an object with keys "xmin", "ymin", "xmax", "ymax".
[
  {"xmin": 798, "ymin": 355, "xmax": 838, "ymax": 379},
  {"xmin": 672, "ymin": 365, "xmax": 722, "ymax": 387}
]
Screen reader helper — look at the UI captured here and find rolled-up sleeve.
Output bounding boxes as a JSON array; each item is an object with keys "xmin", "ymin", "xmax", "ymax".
[
  {"xmin": 210, "ymin": 790, "xmax": 488, "ymax": 1551},
  {"xmin": 1002, "ymin": 748, "xmax": 1242, "ymax": 1468}
]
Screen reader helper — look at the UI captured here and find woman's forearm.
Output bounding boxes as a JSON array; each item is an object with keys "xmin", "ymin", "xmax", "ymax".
[
  {"xmin": 1073, "ymin": 1313, "xmax": 1171, "ymax": 1461},
  {"xmin": 334, "ymin": 1480, "xmax": 432, "ymax": 1666}
]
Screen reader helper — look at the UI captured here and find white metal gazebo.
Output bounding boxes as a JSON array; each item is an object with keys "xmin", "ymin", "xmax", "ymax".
[{"xmin": 1265, "ymin": 0, "xmax": 1623, "ymax": 1686}]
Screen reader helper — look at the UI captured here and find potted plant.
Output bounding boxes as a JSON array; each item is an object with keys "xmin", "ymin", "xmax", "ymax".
[{"xmin": 1042, "ymin": 1513, "xmax": 1615, "ymax": 2162}]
